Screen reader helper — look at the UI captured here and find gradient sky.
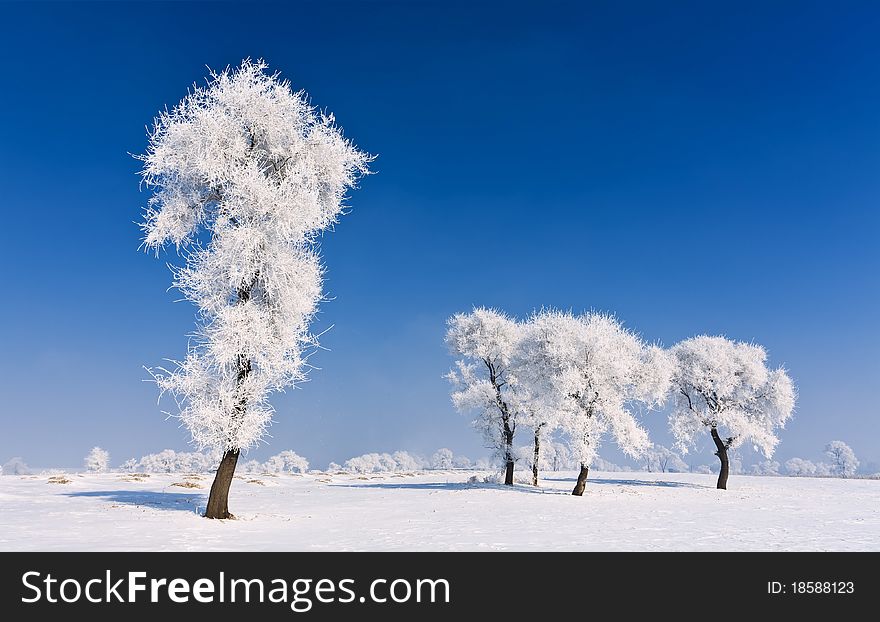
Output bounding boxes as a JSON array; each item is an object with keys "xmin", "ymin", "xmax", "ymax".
[{"xmin": 1, "ymin": 1, "xmax": 878, "ymax": 471}]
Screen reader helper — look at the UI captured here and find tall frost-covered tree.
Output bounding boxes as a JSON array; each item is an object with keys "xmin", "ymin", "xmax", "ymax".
[
  {"xmin": 446, "ymin": 308, "xmax": 523, "ymax": 485},
  {"xmin": 138, "ymin": 59, "xmax": 371, "ymax": 518},
  {"xmin": 519, "ymin": 403, "xmax": 558, "ymax": 486},
  {"xmin": 520, "ymin": 310, "xmax": 671, "ymax": 496},
  {"xmin": 669, "ymin": 336, "xmax": 795, "ymax": 490},
  {"xmin": 514, "ymin": 317, "xmax": 564, "ymax": 486}
]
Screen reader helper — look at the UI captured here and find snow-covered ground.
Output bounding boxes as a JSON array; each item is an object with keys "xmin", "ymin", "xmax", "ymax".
[{"xmin": 1, "ymin": 470, "xmax": 877, "ymax": 551}]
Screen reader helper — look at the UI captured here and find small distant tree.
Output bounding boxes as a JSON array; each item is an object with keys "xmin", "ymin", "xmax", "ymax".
[
  {"xmin": 240, "ymin": 459, "xmax": 264, "ymax": 473},
  {"xmin": 825, "ymin": 441, "xmax": 859, "ymax": 478},
  {"xmin": 85, "ymin": 447, "xmax": 110, "ymax": 473},
  {"xmin": 264, "ymin": 450, "xmax": 309, "ymax": 474},
  {"xmin": 137, "ymin": 450, "xmax": 181, "ymax": 472},
  {"xmin": 669, "ymin": 336, "xmax": 795, "ymax": 490},
  {"xmin": 138, "ymin": 59, "xmax": 371, "ymax": 518},
  {"xmin": 750, "ymin": 460, "xmax": 781, "ymax": 476},
  {"xmin": 446, "ymin": 309, "xmax": 523, "ymax": 485},
  {"xmin": 391, "ymin": 451, "xmax": 424, "ymax": 471},
  {"xmin": 784, "ymin": 457, "xmax": 816, "ymax": 477},
  {"xmin": 642, "ymin": 445, "xmax": 688, "ymax": 473},
  {"xmin": 344, "ymin": 453, "xmax": 391, "ymax": 473},
  {"xmin": 453, "ymin": 454, "xmax": 473, "ymax": 469},
  {"xmin": 474, "ymin": 457, "xmax": 493, "ymax": 470},
  {"xmin": 430, "ymin": 448, "xmax": 455, "ymax": 470},
  {"xmin": 591, "ymin": 457, "xmax": 629, "ymax": 472},
  {"xmin": 1, "ymin": 457, "xmax": 31, "ymax": 476},
  {"xmin": 539, "ymin": 440, "xmax": 575, "ymax": 471},
  {"xmin": 520, "ymin": 310, "xmax": 671, "ymax": 496}
]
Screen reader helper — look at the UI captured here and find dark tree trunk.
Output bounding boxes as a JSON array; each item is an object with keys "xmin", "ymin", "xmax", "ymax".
[
  {"xmin": 532, "ymin": 428, "xmax": 541, "ymax": 487},
  {"xmin": 484, "ymin": 357, "xmax": 516, "ymax": 486},
  {"xmin": 710, "ymin": 427, "xmax": 730, "ymax": 490},
  {"xmin": 501, "ymin": 414, "xmax": 516, "ymax": 486},
  {"xmin": 572, "ymin": 463, "xmax": 589, "ymax": 496},
  {"xmin": 204, "ymin": 282, "xmax": 253, "ymax": 519},
  {"xmin": 205, "ymin": 449, "xmax": 240, "ymax": 519}
]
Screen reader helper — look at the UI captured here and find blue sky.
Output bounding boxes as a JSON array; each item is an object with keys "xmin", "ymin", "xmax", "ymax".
[{"xmin": 1, "ymin": 1, "xmax": 878, "ymax": 471}]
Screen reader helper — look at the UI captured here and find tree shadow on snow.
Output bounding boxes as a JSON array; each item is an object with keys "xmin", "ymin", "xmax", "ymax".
[
  {"xmin": 543, "ymin": 476, "xmax": 706, "ymax": 489},
  {"xmin": 65, "ymin": 490, "xmax": 206, "ymax": 514}
]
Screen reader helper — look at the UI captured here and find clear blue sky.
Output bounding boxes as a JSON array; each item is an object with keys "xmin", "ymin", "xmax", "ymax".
[{"xmin": 1, "ymin": 1, "xmax": 878, "ymax": 471}]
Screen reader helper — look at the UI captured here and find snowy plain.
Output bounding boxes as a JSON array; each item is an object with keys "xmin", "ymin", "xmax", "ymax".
[{"xmin": 1, "ymin": 470, "xmax": 877, "ymax": 551}]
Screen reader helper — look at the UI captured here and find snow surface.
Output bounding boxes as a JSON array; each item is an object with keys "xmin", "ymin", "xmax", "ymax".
[{"xmin": 1, "ymin": 470, "xmax": 877, "ymax": 551}]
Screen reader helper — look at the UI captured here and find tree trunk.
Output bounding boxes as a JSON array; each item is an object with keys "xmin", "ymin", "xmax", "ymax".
[
  {"xmin": 502, "ymin": 418, "xmax": 515, "ymax": 486},
  {"xmin": 532, "ymin": 428, "xmax": 541, "ymax": 487},
  {"xmin": 205, "ymin": 449, "xmax": 240, "ymax": 519},
  {"xmin": 572, "ymin": 463, "xmax": 589, "ymax": 496},
  {"xmin": 485, "ymin": 357, "xmax": 516, "ymax": 486},
  {"xmin": 504, "ymin": 458, "xmax": 515, "ymax": 485},
  {"xmin": 710, "ymin": 427, "xmax": 730, "ymax": 490},
  {"xmin": 203, "ymin": 282, "xmax": 253, "ymax": 519}
]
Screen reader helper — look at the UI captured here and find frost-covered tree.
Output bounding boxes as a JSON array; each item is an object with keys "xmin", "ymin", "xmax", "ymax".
[
  {"xmin": 510, "ymin": 317, "xmax": 560, "ymax": 486},
  {"xmin": 138, "ymin": 59, "xmax": 370, "ymax": 518},
  {"xmin": 391, "ymin": 451, "xmax": 425, "ymax": 471},
  {"xmin": 540, "ymin": 440, "xmax": 576, "ymax": 471},
  {"xmin": 453, "ymin": 454, "xmax": 473, "ymax": 469},
  {"xmin": 446, "ymin": 309, "xmax": 524, "ymax": 485},
  {"xmin": 669, "ymin": 336, "xmax": 795, "ymax": 490},
  {"xmin": 135, "ymin": 449, "xmax": 220, "ymax": 473},
  {"xmin": 263, "ymin": 450, "xmax": 309, "ymax": 474},
  {"xmin": 512, "ymin": 320, "xmax": 563, "ymax": 486},
  {"xmin": 784, "ymin": 457, "xmax": 815, "ymax": 477},
  {"xmin": 474, "ymin": 457, "xmax": 494, "ymax": 470},
  {"xmin": 591, "ymin": 457, "xmax": 630, "ymax": 472},
  {"xmin": 344, "ymin": 452, "xmax": 399, "ymax": 473},
  {"xmin": 429, "ymin": 448, "xmax": 455, "ymax": 470},
  {"xmin": 750, "ymin": 459, "xmax": 780, "ymax": 476},
  {"xmin": 642, "ymin": 445, "xmax": 688, "ymax": 473},
  {"xmin": 520, "ymin": 310, "xmax": 670, "ymax": 495},
  {"xmin": 1, "ymin": 457, "xmax": 31, "ymax": 476},
  {"xmin": 240, "ymin": 459, "xmax": 264, "ymax": 474},
  {"xmin": 84, "ymin": 447, "xmax": 110, "ymax": 473},
  {"xmin": 137, "ymin": 450, "xmax": 179, "ymax": 473},
  {"xmin": 825, "ymin": 441, "xmax": 859, "ymax": 478},
  {"xmin": 518, "ymin": 439, "xmax": 589, "ymax": 472}
]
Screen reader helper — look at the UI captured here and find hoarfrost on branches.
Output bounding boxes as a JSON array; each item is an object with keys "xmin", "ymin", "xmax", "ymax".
[
  {"xmin": 669, "ymin": 335, "xmax": 795, "ymax": 489},
  {"xmin": 824, "ymin": 441, "xmax": 859, "ymax": 477},
  {"xmin": 137, "ymin": 59, "xmax": 371, "ymax": 454},
  {"xmin": 519, "ymin": 310, "xmax": 671, "ymax": 468},
  {"xmin": 445, "ymin": 309, "xmax": 524, "ymax": 482},
  {"xmin": 669, "ymin": 336, "xmax": 796, "ymax": 458}
]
